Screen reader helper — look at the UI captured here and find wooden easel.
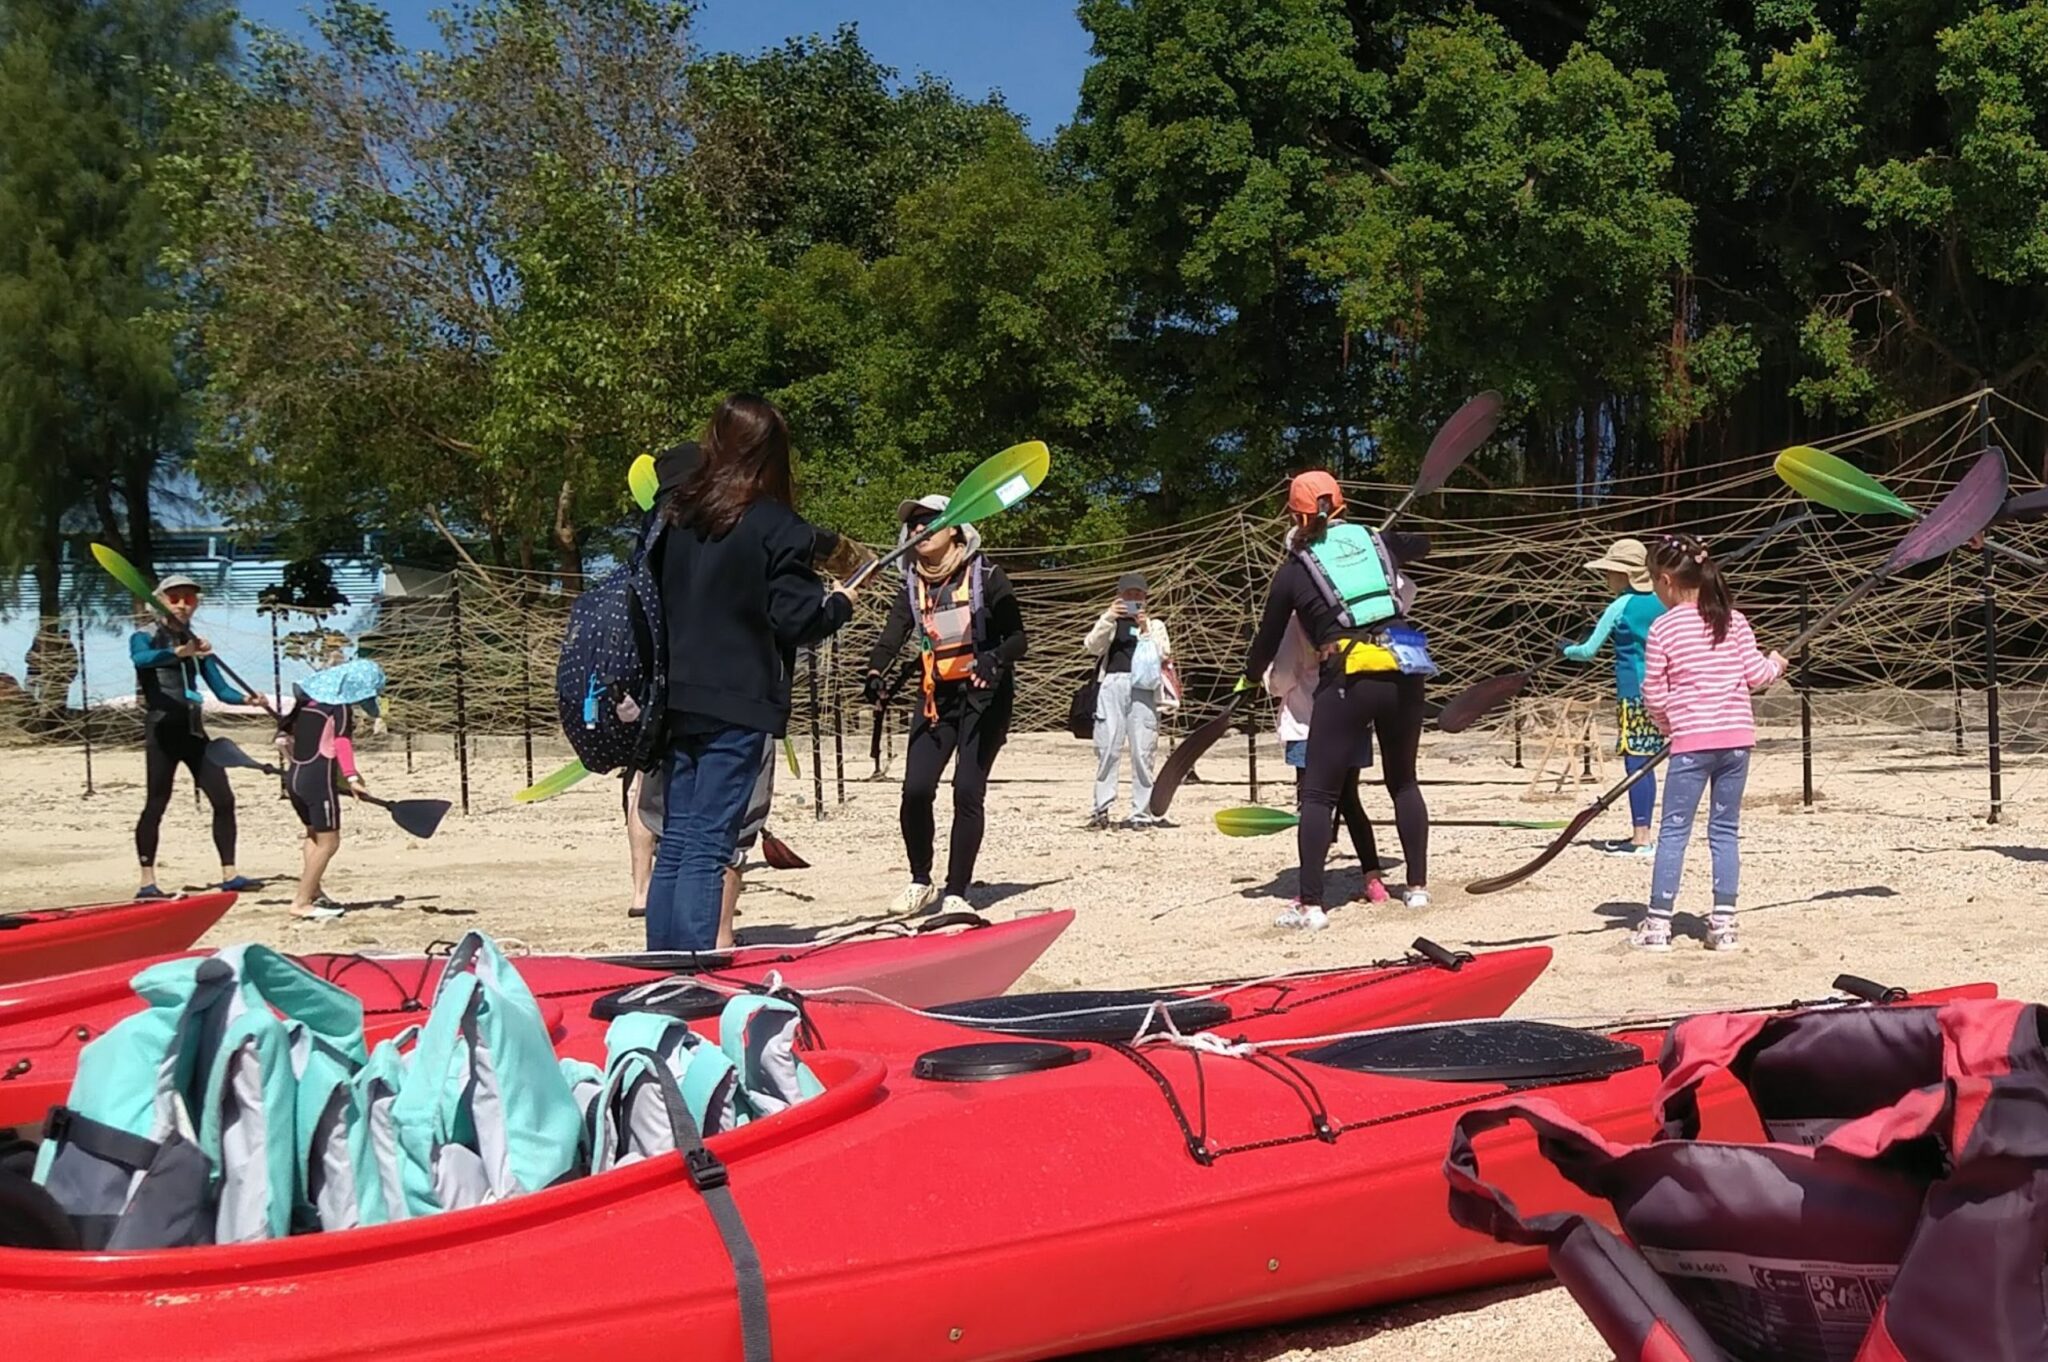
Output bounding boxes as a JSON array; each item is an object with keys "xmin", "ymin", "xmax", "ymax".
[{"xmin": 1519, "ymin": 697, "xmax": 1608, "ymax": 799}]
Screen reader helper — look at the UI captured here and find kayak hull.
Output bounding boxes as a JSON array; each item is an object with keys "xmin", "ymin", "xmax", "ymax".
[
  {"xmin": 0, "ymin": 985, "xmax": 1992, "ymax": 1362},
  {"xmin": 0, "ymin": 894, "xmax": 233, "ymax": 988},
  {"xmin": 0, "ymin": 911, "xmax": 1074, "ymax": 1129}
]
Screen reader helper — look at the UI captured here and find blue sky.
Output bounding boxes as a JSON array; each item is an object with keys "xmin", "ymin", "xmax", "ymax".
[{"xmin": 234, "ymin": 0, "xmax": 1094, "ymax": 137}]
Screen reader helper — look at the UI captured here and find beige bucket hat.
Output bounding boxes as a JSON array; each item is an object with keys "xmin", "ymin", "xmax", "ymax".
[{"xmin": 1584, "ymin": 538, "xmax": 1653, "ymax": 592}]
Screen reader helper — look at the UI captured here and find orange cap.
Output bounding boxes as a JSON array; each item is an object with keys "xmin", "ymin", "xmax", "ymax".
[{"xmin": 1287, "ymin": 470, "xmax": 1344, "ymax": 516}]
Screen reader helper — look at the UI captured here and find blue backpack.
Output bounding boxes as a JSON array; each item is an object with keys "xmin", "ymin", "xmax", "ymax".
[{"xmin": 556, "ymin": 510, "xmax": 666, "ymax": 773}]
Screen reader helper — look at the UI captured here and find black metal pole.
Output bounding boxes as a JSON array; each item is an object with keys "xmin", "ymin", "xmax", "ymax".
[
  {"xmin": 1512, "ymin": 698, "xmax": 1523, "ymax": 769},
  {"xmin": 405, "ymin": 726, "xmax": 414, "ymax": 774},
  {"xmin": 1981, "ymin": 545, "xmax": 2002, "ymax": 825},
  {"xmin": 451, "ymin": 576, "xmax": 469, "ymax": 816},
  {"xmin": 1247, "ymin": 723, "xmax": 1259, "ymax": 804},
  {"xmin": 76, "ymin": 607, "xmax": 94, "ymax": 797},
  {"xmin": 830, "ymin": 634, "xmax": 845, "ymax": 804},
  {"xmin": 520, "ymin": 625, "xmax": 534, "ymax": 788},
  {"xmin": 1799, "ymin": 579, "xmax": 1813, "ymax": 809},
  {"xmin": 808, "ymin": 647, "xmax": 824, "ymax": 820},
  {"xmin": 269, "ymin": 610, "xmax": 287, "ymax": 800}
]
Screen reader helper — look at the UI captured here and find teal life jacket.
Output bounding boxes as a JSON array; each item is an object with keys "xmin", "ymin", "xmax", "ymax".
[{"xmin": 1299, "ymin": 522, "xmax": 1403, "ymax": 631}]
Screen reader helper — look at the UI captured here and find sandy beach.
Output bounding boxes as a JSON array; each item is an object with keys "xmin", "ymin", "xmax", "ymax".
[{"xmin": 4, "ymin": 715, "xmax": 2043, "ymax": 1360}]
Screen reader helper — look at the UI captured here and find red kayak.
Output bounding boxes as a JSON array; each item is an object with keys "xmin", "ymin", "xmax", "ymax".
[
  {"xmin": 0, "ymin": 893, "xmax": 233, "ymax": 988},
  {"xmin": 0, "ymin": 978, "xmax": 1992, "ymax": 1361},
  {"xmin": 0, "ymin": 912, "xmax": 1075, "ymax": 1128}
]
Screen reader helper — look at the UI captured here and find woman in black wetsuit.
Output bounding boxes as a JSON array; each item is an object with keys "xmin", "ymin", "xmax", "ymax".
[
  {"xmin": 129, "ymin": 575, "xmax": 259, "ymax": 898},
  {"xmin": 1242, "ymin": 472, "xmax": 1432, "ymax": 929}
]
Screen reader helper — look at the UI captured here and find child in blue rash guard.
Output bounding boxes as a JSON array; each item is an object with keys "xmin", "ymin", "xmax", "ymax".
[{"xmin": 1560, "ymin": 539, "xmax": 1667, "ymax": 857}]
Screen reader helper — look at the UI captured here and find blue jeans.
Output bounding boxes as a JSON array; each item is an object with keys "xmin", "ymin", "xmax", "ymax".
[
  {"xmin": 1624, "ymin": 753, "xmax": 1658, "ymax": 830},
  {"xmin": 1649, "ymin": 748, "xmax": 1750, "ymax": 920},
  {"xmin": 647, "ymin": 724, "xmax": 764, "ymax": 952}
]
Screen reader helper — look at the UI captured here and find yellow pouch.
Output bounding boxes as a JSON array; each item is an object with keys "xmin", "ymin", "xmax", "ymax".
[{"xmin": 1342, "ymin": 643, "xmax": 1399, "ymax": 674}]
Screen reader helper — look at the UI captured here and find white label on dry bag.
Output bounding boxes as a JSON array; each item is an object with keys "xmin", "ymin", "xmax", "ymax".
[
  {"xmin": 995, "ymin": 474, "xmax": 1030, "ymax": 506},
  {"xmin": 1638, "ymin": 1246, "xmax": 1895, "ymax": 1362}
]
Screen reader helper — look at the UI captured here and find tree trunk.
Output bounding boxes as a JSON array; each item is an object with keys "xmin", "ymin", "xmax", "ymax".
[
  {"xmin": 553, "ymin": 478, "xmax": 581, "ymax": 593},
  {"xmin": 23, "ymin": 510, "xmax": 78, "ymax": 723},
  {"xmin": 121, "ymin": 447, "xmax": 157, "ymax": 579}
]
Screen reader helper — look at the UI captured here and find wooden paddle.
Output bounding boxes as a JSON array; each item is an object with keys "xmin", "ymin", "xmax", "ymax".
[
  {"xmin": 1465, "ymin": 444, "xmax": 2010, "ymax": 896},
  {"xmin": 1435, "ymin": 511, "xmax": 1817, "ymax": 734},
  {"xmin": 208, "ymin": 739, "xmax": 451, "ymax": 840},
  {"xmin": 1147, "ymin": 393, "xmax": 1502, "ymax": 819}
]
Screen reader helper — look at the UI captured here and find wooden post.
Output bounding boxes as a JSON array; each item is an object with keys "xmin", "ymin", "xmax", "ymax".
[
  {"xmin": 1981, "ymin": 544, "xmax": 2003, "ymax": 824},
  {"xmin": 76, "ymin": 607, "xmax": 94, "ymax": 797},
  {"xmin": 830, "ymin": 634, "xmax": 845, "ymax": 804},
  {"xmin": 1798, "ymin": 579, "xmax": 1813, "ymax": 809},
  {"xmin": 808, "ymin": 647, "xmax": 825, "ymax": 820},
  {"xmin": 268, "ymin": 609, "xmax": 287, "ymax": 799},
  {"xmin": 451, "ymin": 575, "xmax": 470, "ymax": 816}
]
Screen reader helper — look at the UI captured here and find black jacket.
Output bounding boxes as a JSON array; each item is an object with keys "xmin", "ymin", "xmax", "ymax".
[
  {"xmin": 1244, "ymin": 530, "xmax": 1430, "ymax": 683},
  {"xmin": 658, "ymin": 499, "xmax": 852, "ymax": 737},
  {"xmin": 867, "ymin": 558, "xmax": 1028, "ymax": 718}
]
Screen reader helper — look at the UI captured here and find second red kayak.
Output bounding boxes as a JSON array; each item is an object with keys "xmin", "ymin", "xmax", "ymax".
[
  {"xmin": 0, "ymin": 910, "xmax": 1074, "ymax": 1129},
  {"xmin": 0, "ymin": 893, "xmax": 233, "ymax": 987}
]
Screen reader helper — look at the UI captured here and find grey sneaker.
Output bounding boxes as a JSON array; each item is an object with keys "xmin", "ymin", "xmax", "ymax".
[
  {"xmin": 1706, "ymin": 918, "xmax": 1741, "ymax": 952},
  {"xmin": 1629, "ymin": 917, "xmax": 1672, "ymax": 952},
  {"xmin": 1086, "ymin": 809, "xmax": 1113, "ymax": 830}
]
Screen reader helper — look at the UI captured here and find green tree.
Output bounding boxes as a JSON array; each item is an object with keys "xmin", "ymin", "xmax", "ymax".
[{"xmin": 0, "ymin": 0, "xmax": 232, "ymax": 707}]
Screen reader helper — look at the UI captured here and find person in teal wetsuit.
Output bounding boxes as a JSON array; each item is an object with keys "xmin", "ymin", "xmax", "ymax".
[{"xmin": 1560, "ymin": 539, "xmax": 1667, "ymax": 857}]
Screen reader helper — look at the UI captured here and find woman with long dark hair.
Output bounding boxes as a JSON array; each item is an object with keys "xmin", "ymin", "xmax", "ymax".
[
  {"xmin": 1242, "ymin": 472, "xmax": 1432, "ymax": 929},
  {"xmin": 647, "ymin": 394, "xmax": 856, "ymax": 951}
]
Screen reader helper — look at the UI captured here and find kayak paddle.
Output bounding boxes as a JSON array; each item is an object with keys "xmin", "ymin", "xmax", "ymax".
[
  {"xmin": 1149, "ymin": 394, "xmax": 1498, "ymax": 819},
  {"xmin": 1776, "ymin": 444, "xmax": 2045, "ymax": 569},
  {"xmin": 1435, "ymin": 510, "xmax": 1816, "ymax": 734},
  {"xmin": 1213, "ymin": 806, "xmax": 1568, "ymax": 836},
  {"xmin": 759, "ymin": 829, "xmax": 810, "ymax": 870},
  {"xmin": 91, "ymin": 544, "xmax": 279, "ymax": 717},
  {"xmin": 1468, "ymin": 443, "xmax": 2009, "ymax": 895},
  {"xmin": 1995, "ymin": 487, "xmax": 2048, "ymax": 524},
  {"xmin": 628, "ymin": 453, "xmax": 660, "ymax": 512},
  {"xmin": 208, "ymin": 739, "xmax": 452, "ymax": 840},
  {"xmin": 844, "ymin": 439, "xmax": 1051, "ymax": 590},
  {"xmin": 515, "ymin": 758, "xmax": 590, "ymax": 804}
]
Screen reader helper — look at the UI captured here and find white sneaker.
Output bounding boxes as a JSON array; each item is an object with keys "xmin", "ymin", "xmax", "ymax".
[
  {"xmin": 1629, "ymin": 917, "xmax": 1673, "ymax": 952},
  {"xmin": 889, "ymin": 881, "xmax": 940, "ymax": 917},
  {"xmin": 1706, "ymin": 919, "xmax": 1741, "ymax": 952},
  {"xmin": 1401, "ymin": 887, "xmax": 1431, "ymax": 910},
  {"xmin": 937, "ymin": 894, "xmax": 974, "ymax": 917},
  {"xmin": 1274, "ymin": 901, "xmax": 1330, "ymax": 930}
]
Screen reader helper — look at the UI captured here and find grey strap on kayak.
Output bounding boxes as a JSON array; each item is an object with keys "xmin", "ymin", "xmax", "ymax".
[{"xmin": 619, "ymin": 1048, "xmax": 772, "ymax": 1361}]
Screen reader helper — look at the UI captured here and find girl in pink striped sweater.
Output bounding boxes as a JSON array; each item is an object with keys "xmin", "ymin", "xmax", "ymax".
[{"xmin": 1635, "ymin": 535, "xmax": 1787, "ymax": 952}]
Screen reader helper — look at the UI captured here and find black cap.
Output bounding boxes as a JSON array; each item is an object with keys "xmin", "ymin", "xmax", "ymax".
[{"xmin": 654, "ymin": 441, "xmax": 700, "ymax": 492}]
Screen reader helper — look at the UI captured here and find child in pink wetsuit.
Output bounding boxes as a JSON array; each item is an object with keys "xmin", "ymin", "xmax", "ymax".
[{"xmin": 1636, "ymin": 534, "xmax": 1787, "ymax": 954}]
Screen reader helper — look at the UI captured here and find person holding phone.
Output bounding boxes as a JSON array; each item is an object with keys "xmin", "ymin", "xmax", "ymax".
[{"xmin": 1083, "ymin": 572, "xmax": 1173, "ymax": 828}]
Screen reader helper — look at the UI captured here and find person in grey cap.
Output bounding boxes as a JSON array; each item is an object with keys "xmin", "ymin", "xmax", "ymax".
[
  {"xmin": 1083, "ymin": 570, "xmax": 1174, "ymax": 827},
  {"xmin": 129, "ymin": 574, "xmax": 261, "ymax": 897}
]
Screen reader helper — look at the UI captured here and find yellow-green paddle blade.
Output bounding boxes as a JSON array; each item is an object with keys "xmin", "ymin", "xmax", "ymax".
[
  {"xmin": 1775, "ymin": 446, "xmax": 1917, "ymax": 519},
  {"xmin": 1214, "ymin": 806, "xmax": 1299, "ymax": 837},
  {"xmin": 516, "ymin": 758, "xmax": 590, "ymax": 804},
  {"xmin": 628, "ymin": 454, "xmax": 660, "ymax": 512},
  {"xmin": 91, "ymin": 543, "xmax": 161, "ymax": 606},
  {"xmin": 931, "ymin": 439, "xmax": 1050, "ymax": 531},
  {"xmin": 783, "ymin": 736, "xmax": 799, "ymax": 776}
]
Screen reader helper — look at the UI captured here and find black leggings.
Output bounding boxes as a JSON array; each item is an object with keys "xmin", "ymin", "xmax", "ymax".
[
  {"xmin": 1296, "ymin": 768, "xmax": 1381, "ymax": 873},
  {"xmin": 135, "ymin": 720, "xmax": 236, "ymax": 867},
  {"xmin": 901, "ymin": 703, "xmax": 1006, "ymax": 898},
  {"xmin": 1300, "ymin": 674, "xmax": 1426, "ymax": 907}
]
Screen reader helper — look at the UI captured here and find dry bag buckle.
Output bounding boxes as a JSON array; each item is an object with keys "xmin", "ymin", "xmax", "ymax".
[{"xmin": 684, "ymin": 1147, "xmax": 729, "ymax": 1192}]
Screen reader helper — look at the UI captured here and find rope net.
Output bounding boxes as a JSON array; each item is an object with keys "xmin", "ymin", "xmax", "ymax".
[{"xmin": 10, "ymin": 393, "xmax": 2047, "ymax": 818}]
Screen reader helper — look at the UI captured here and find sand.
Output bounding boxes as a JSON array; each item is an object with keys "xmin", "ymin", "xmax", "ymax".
[{"xmin": 4, "ymin": 717, "xmax": 2044, "ymax": 1360}]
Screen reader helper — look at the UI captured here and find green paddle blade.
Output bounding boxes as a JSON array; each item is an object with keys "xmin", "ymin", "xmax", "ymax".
[
  {"xmin": 1215, "ymin": 806, "xmax": 1299, "ymax": 838},
  {"xmin": 91, "ymin": 543, "xmax": 161, "ymax": 605},
  {"xmin": 1775, "ymin": 446, "xmax": 1916, "ymax": 518},
  {"xmin": 783, "ymin": 736, "xmax": 800, "ymax": 777},
  {"xmin": 516, "ymin": 758, "xmax": 590, "ymax": 804},
  {"xmin": 628, "ymin": 454, "xmax": 660, "ymax": 512},
  {"xmin": 930, "ymin": 439, "xmax": 1051, "ymax": 532}
]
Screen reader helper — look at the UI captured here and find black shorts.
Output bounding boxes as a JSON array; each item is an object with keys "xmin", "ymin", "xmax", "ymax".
[{"xmin": 289, "ymin": 759, "xmax": 344, "ymax": 834}]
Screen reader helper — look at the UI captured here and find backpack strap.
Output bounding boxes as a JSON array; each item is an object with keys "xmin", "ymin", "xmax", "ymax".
[{"xmin": 611, "ymin": 1047, "xmax": 772, "ymax": 1362}]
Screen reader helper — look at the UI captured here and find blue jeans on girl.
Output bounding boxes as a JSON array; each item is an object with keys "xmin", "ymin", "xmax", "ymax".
[
  {"xmin": 1649, "ymin": 748, "xmax": 1751, "ymax": 921},
  {"xmin": 647, "ymin": 724, "xmax": 765, "ymax": 952}
]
